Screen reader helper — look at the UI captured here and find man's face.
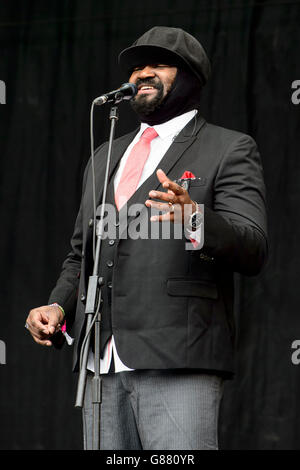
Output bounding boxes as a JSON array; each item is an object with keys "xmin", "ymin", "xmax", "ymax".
[{"xmin": 129, "ymin": 64, "xmax": 177, "ymax": 115}]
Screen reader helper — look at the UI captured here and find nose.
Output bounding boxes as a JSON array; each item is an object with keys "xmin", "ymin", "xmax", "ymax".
[{"xmin": 136, "ymin": 66, "xmax": 156, "ymax": 78}]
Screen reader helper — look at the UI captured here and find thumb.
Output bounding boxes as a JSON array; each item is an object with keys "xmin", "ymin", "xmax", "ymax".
[{"xmin": 48, "ymin": 310, "xmax": 60, "ymax": 335}]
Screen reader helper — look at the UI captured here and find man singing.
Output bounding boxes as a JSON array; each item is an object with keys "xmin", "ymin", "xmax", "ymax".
[{"xmin": 26, "ymin": 26, "xmax": 268, "ymax": 450}]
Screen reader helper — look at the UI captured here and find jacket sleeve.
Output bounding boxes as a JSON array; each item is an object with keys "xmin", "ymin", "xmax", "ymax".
[
  {"xmin": 200, "ymin": 134, "xmax": 268, "ymax": 276},
  {"xmin": 48, "ymin": 159, "xmax": 92, "ymax": 319}
]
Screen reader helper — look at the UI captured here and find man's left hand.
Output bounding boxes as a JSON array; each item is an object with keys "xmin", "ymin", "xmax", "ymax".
[{"xmin": 145, "ymin": 169, "xmax": 196, "ymax": 225}]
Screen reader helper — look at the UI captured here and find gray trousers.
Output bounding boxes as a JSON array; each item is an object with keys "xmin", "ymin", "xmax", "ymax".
[{"xmin": 82, "ymin": 370, "xmax": 224, "ymax": 450}]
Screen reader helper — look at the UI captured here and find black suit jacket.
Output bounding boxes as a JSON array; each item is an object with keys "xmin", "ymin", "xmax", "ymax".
[{"xmin": 49, "ymin": 115, "xmax": 268, "ymax": 376}]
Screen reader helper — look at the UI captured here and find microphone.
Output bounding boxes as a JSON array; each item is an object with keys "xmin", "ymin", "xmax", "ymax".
[{"xmin": 94, "ymin": 83, "xmax": 137, "ymax": 105}]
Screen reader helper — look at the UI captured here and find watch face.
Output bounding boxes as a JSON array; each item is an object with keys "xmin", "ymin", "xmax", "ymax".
[{"xmin": 191, "ymin": 212, "xmax": 203, "ymax": 229}]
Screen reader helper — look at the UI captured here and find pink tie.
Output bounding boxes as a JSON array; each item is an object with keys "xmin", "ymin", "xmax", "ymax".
[{"xmin": 115, "ymin": 127, "xmax": 158, "ymax": 210}]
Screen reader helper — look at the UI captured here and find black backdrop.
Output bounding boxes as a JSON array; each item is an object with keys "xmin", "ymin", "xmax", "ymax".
[{"xmin": 0, "ymin": 0, "xmax": 300, "ymax": 450}]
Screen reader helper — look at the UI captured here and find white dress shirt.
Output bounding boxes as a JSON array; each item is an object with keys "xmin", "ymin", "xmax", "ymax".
[{"xmin": 88, "ymin": 109, "xmax": 198, "ymax": 374}]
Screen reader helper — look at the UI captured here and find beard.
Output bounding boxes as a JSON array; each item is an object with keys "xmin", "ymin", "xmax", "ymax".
[
  {"xmin": 130, "ymin": 77, "xmax": 166, "ymax": 116},
  {"xmin": 129, "ymin": 68, "xmax": 201, "ymax": 125}
]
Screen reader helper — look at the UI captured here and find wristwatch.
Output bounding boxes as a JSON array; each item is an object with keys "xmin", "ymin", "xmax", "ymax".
[{"xmin": 188, "ymin": 203, "xmax": 203, "ymax": 231}]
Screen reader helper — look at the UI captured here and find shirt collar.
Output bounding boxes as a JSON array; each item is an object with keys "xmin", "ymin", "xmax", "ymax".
[{"xmin": 139, "ymin": 110, "xmax": 198, "ymax": 140}]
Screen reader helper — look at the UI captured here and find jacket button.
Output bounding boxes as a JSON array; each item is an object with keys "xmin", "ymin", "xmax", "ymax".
[
  {"xmin": 107, "ymin": 260, "xmax": 114, "ymax": 267},
  {"xmin": 80, "ymin": 294, "xmax": 86, "ymax": 302},
  {"xmin": 108, "ymin": 239, "xmax": 115, "ymax": 246}
]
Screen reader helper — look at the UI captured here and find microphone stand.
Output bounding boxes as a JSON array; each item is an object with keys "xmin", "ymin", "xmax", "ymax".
[{"xmin": 75, "ymin": 103, "xmax": 119, "ymax": 451}]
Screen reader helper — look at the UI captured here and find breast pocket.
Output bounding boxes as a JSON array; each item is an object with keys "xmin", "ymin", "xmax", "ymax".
[
  {"xmin": 174, "ymin": 177, "xmax": 207, "ymax": 190},
  {"xmin": 189, "ymin": 177, "xmax": 207, "ymax": 187}
]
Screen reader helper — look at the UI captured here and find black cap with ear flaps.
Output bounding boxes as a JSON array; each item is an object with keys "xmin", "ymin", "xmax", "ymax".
[{"xmin": 118, "ymin": 26, "xmax": 211, "ymax": 86}]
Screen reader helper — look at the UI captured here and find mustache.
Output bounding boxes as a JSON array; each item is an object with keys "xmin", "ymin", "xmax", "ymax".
[{"xmin": 135, "ymin": 77, "xmax": 163, "ymax": 90}]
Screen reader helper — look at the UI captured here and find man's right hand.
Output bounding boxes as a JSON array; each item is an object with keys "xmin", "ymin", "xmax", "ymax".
[{"xmin": 25, "ymin": 305, "xmax": 65, "ymax": 347}]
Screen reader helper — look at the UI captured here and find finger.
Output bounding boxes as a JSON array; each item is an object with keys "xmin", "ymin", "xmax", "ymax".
[
  {"xmin": 47, "ymin": 314, "xmax": 61, "ymax": 335},
  {"xmin": 26, "ymin": 324, "xmax": 51, "ymax": 341},
  {"xmin": 31, "ymin": 332, "xmax": 52, "ymax": 347},
  {"xmin": 48, "ymin": 306, "xmax": 63, "ymax": 335},
  {"xmin": 156, "ymin": 168, "xmax": 171, "ymax": 185},
  {"xmin": 150, "ymin": 212, "xmax": 175, "ymax": 222},
  {"xmin": 27, "ymin": 317, "xmax": 49, "ymax": 336},
  {"xmin": 27, "ymin": 308, "xmax": 49, "ymax": 325},
  {"xmin": 156, "ymin": 168, "xmax": 178, "ymax": 191},
  {"xmin": 156, "ymin": 168, "xmax": 185, "ymax": 195},
  {"xmin": 47, "ymin": 323, "xmax": 61, "ymax": 335},
  {"xmin": 145, "ymin": 200, "xmax": 175, "ymax": 212},
  {"xmin": 148, "ymin": 190, "xmax": 175, "ymax": 204},
  {"xmin": 162, "ymin": 178, "xmax": 185, "ymax": 195},
  {"xmin": 39, "ymin": 310, "xmax": 51, "ymax": 323}
]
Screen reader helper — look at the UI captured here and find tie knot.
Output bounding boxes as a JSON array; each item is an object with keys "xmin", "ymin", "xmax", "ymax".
[{"xmin": 141, "ymin": 127, "xmax": 158, "ymax": 142}]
